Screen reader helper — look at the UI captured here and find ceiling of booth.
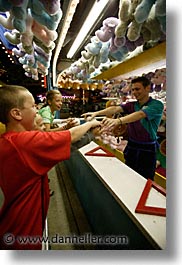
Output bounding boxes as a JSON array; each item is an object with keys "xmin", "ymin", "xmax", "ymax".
[
  {"xmin": 54, "ymin": 0, "xmax": 119, "ymax": 73},
  {"xmin": 0, "ymin": 0, "xmax": 166, "ymax": 90},
  {"xmin": 0, "ymin": 0, "xmax": 119, "ymax": 83},
  {"xmin": 0, "ymin": 0, "xmax": 119, "ymax": 93}
]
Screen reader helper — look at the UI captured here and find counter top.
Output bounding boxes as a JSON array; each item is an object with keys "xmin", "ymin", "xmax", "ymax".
[{"xmin": 78, "ymin": 141, "xmax": 166, "ymax": 249}]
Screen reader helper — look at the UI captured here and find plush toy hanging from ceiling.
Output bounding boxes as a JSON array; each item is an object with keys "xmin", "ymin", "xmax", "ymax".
[
  {"xmin": 151, "ymin": 67, "xmax": 166, "ymax": 100},
  {"xmin": 0, "ymin": 0, "xmax": 62, "ymax": 80},
  {"xmin": 55, "ymin": 0, "xmax": 166, "ymax": 82}
]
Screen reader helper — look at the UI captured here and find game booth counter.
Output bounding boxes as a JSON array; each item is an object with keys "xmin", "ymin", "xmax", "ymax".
[{"xmin": 56, "ymin": 141, "xmax": 166, "ymax": 250}]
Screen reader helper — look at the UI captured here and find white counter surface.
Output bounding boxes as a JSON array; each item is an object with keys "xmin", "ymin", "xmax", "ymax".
[{"xmin": 79, "ymin": 141, "xmax": 166, "ymax": 249}]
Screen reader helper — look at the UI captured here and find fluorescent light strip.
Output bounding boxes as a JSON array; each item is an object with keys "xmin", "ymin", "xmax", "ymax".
[
  {"xmin": 52, "ymin": 0, "xmax": 80, "ymax": 86},
  {"xmin": 67, "ymin": 0, "xmax": 110, "ymax": 59}
]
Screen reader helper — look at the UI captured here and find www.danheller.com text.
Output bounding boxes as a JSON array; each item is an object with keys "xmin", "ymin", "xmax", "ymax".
[{"xmin": 3, "ymin": 233, "xmax": 129, "ymax": 246}]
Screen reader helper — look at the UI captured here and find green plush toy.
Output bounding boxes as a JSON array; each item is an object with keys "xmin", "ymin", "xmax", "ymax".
[
  {"xmin": 115, "ymin": 0, "xmax": 143, "ymax": 42},
  {"xmin": 134, "ymin": 0, "xmax": 166, "ymax": 24},
  {"xmin": 142, "ymin": 5, "xmax": 163, "ymax": 42},
  {"xmin": 29, "ymin": 0, "xmax": 62, "ymax": 31},
  {"xmin": 0, "ymin": 0, "xmax": 29, "ymax": 33}
]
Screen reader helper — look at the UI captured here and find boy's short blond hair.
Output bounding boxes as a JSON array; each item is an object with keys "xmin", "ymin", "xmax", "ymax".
[{"xmin": 0, "ymin": 85, "xmax": 28, "ymax": 124}]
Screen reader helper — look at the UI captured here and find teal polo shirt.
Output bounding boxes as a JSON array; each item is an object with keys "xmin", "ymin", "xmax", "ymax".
[{"xmin": 121, "ymin": 97, "xmax": 164, "ymax": 142}]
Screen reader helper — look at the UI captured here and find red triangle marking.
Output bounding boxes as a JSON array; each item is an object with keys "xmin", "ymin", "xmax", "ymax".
[
  {"xmin": 85, "ymin": 146, "xmax": 115, "ymax": 157},
  {"xmin": 135, "ymin": 179, "xmax": 166, "ymax": 216}
]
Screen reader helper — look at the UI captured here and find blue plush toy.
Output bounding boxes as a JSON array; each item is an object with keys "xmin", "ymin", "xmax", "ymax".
[
  {"xmin": 134, "ymin": 0, "xmax": 156, "ymax": 24},
  {"xmin": 109, "ymin": 45, "xmax": 128, "ymax": 62},
  {"xmin": 0, "ymin": 0, "xmax": 63, "ymax": 80},
  {"xmin": 134, "ymin": 0, "xmax": 165, "ymax": 24},
  {"xmin": 0, "ymin": 0, "xmax": 29, "ymax": 33},
  {"xmin": 100, "ymin": 41, "xmax": 110, "ymax": 64},
  {"xmin": 86, "ymin": 36, "xmax": 102, "ymax": 55},
  {"xmin": 29, "ymin": 0, "xmax": 62, "ymax": 31},
  {"xmin": 11, "ymin": 0, "xmax": 29, "ymax": 33}
]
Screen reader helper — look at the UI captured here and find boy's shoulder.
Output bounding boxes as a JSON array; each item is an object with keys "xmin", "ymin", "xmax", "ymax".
[{"xmin": 1, "ymin": 131, "xmax": 43, "ymax": 141}]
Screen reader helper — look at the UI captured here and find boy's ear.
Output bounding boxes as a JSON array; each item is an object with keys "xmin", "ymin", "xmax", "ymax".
[{"xmin": 9, "ymin": 108, "xmax": 23, "ymax": 121}]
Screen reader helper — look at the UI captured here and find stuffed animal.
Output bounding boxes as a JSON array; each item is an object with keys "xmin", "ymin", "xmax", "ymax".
[
  {"xmin": 80, "ymin": 36, "xmax": 109, "ymax": 74},
  {"xmin": 85, "ymin": 36, "xmax": 102, "ymax": 55},
  {"xmin": 98, "ymin": 126, "xmax": 128, "ymax": 151},
  {"xmin": 134, "ymin": 0, "xmax": 156, "ymax": 24},
  {"xmin": 12, "ymin": 43, "xmax": 25, "ymax": 57},
  {"xmin": 151, "ymin": 67, "xmax": 166, "ymax": 101},
  {"xmin": 29, "ymin": 0, "xmax": 62, "ymax": 31},
  {"xmin": 99, "ymin": 41, "xmax": 110, "ymax": 63},
  {"xmin": 109, "ymin": 45, "xmax": 128, "ymax": 62},
  {"xmin": 95, "ymin": 17, "xmax": 126, "ymax": 54},
  {"xmin": 134, "ymin": 0, "xmax": 165, "ymax": 23},
  {"xmin": 115, "ymin": 0, "xmax": 165, "ymax": 45},
  {"xmin": 4, "ymin": 29, "xmax": 21, "ymax": 45},
  {"xmin": 155, "ymin": 0, "xmax": 166, "ymax": 33},
  {"xmin": 0, "ymin": 11, "xmax": 14, "ymax": 30},
  {"xmin": 19, "ymin": 53, "xmax": 34, "ymax": 67},
  {"xmin": 155, "ymin": 0, "xmax": 166, "ymax": 17},
  {"xmin": 0, "ymin": 3, "xmax": 29, "ymax": 33},
  {"xmin": 18, "ymin": 9, "xmax": 57, "ymax": 54},
  {"xmin": 95, "ymin": 17, "xmax": 119, "ymax": 42},
  {"xmin": 115, "ymin": 0, "xmax": 143, "ymax": 42},
  {"xmin": 33, "ymin": 36, "xmax": 55, "ymax": 53},
  {"xmin": 39, "ymin": 0, "xmax": 60, "ymax": 15},
  {"xmin": 20, "ymin": 10, "xmax": 34, "ymax": 53},
  {"xmin": 23, "ymin": 64, "xmax": 39, "ymax": 80},
  {"xmin": 0, "ymin": 0, "xmax": 62, "ymax": 33},
  {"xmin": 0, "ymin": 0, "xmax": 62, "ymax": 80},
  {"xmin": 134, "ymin": 0, "xmax": 166, "ymax": 33},
  {"xmin": 81, "ymin": 37, "xmax": 111, "ymax": 74},
  {"xmin": 34, "ymin": 43, "xmax": 52, "ymax": 61},
  {"xmin": 151, "ymin": 68, "xmax": 166, "ymax": 89},
  {"xmin": 142, "ymin": 5, "xmax": 163, "ymax": 42},
  {"xmin": 32, "ymin": 19, "xmax": 58, "ymax": 48}
]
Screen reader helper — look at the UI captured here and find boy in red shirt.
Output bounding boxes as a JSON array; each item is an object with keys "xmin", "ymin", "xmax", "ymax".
[{"xmin": 0, "ymin": 85, "xmax": 100, "ymax": 250}]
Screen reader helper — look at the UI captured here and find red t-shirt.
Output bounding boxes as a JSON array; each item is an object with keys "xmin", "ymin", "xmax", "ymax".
[{"xmin": 0, "ymin": 130, "xmax": 71, "ymax": 250}]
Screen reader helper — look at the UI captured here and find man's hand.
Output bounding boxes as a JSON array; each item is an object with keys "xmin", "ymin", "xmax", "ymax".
[
  {"xmin": 81, "ymin": 112, "xmax": 96, "ymax": 121},
  {"xmin": 101, "ymin": 117, "xmax": 120, "ymax": 128}
]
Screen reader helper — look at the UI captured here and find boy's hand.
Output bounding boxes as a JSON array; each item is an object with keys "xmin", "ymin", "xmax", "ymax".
[
  {"xmin": 88, "ymin": 119, "xmax": 100, "ymax": 128},
  {"xmin": 66, "ymin": 118, "xmax": 78, "ymax": 129},
  {"xmin": 90, "ymin": 125, "xmax": 102, "ymax": 137}
]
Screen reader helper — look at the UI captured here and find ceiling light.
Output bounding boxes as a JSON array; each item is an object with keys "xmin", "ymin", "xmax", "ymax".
[
  {"xmin": 52, "ymin": 0, "xmax": 80, "ymax": 86},
  {"xmin": 67, "ymin": 0, "xmax": 110, "ymax": 59}
]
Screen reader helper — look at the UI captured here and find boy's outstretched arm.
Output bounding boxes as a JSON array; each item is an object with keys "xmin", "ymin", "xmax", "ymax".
[{"xmin": 69, "ymin": 120, "xmax": 100, "ymax": 143}]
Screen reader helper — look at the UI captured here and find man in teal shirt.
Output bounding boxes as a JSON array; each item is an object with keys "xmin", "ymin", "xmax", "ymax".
[{"xmin": 82, "ymin": 76, "xmax": 164, "ymax": 180}]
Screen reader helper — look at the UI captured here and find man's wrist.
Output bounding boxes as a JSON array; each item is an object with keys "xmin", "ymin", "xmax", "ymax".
[{"xmin": 118, "ymin": 118, "xmax": 122, "ymax": 125}]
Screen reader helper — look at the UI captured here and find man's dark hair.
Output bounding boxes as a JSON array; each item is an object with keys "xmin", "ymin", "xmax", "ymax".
[{"xmin": 131, "ymin": 76, "xmax": 151, "ymax": 87}]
